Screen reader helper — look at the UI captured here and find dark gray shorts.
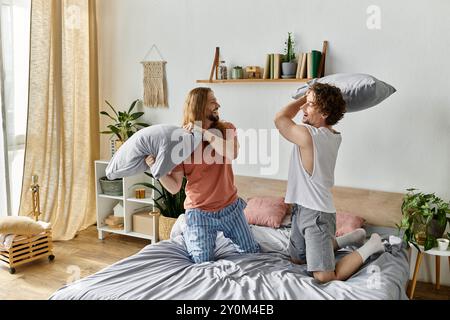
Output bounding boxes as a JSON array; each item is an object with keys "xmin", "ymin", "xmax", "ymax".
[{"xmin": 288, "ymin": 204, "xmax": 336, "ymax": 273}]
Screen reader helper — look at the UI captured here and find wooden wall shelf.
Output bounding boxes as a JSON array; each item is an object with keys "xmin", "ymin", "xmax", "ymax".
[{"xmin": 196, "ymin": 79, "xmax": 311, "ymax": 84}]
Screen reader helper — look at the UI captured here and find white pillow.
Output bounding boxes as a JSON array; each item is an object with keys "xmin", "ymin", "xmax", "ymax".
[
  {"xmin": 292, "ymin": 73, "xmax": 396, "ymax": 112},
  {"xmin": 250, "ymin": 225, "xmax": 291, "ymax": 255}
]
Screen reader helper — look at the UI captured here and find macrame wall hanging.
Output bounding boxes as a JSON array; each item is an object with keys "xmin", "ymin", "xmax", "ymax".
[{"xmin": 141, "ymin": 44, "xmax": 168, "ymax": 108}]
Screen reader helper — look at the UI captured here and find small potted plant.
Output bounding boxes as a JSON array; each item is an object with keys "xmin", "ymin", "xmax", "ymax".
[
  {"xmin": 281, "ymin": 32, "xmax": 297, "ymax": 79},
  {"xmin": 397, "ymin": 188, "xmax": 450, "ymax": 251},
  {"xmin": 100, "ymin": 99, "xmax": 150, "ymax": 156},
  {"xmin": 133, "ymin": 173, "xmax": 187, "ymax": 241}
]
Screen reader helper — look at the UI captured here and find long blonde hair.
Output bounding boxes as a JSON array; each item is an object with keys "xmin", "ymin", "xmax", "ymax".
[{"xmin": 182, "ymin": 87, "xmax": 226, "ymax": 135}]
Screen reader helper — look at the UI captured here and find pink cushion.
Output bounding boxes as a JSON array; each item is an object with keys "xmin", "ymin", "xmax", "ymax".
[
  {"xmin": 244, "ymin": 197, "xmax": 289, "ymax": 228},
  {"xmin": 336, "ymin": 211, "xmax": 365, "ymax": 236}
]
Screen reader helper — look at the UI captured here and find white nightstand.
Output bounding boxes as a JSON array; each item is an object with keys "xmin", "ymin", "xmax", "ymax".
[{"xmin": 408, "ymin": 244, "xmax": 450, "ymax": 299}]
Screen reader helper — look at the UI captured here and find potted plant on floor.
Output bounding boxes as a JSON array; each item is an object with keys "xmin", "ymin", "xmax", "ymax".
[
  {"xmin": 281, "ymin": 32, "xmax": 297, "ymax": 79},
  {"xmin": 133, "ymin": 173, "xmax": 187, "ymax": 241},
  {"xmin": 100, "ymin": 99, "xmax": 150, "ymax": 156},
  {"xmin": 397, "ymin": 188, "xmax": 450, "ymax": 251}
]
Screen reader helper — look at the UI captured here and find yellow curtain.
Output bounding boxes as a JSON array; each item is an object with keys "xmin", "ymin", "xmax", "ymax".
[{"xmin": 19, "ymin": 0, "xmax": 99, "ymax": 241}]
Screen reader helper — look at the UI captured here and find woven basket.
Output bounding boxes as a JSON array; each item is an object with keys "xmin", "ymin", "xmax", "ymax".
[{"xmin": 158, "ymin": 215, "xmax": 177, "ymax": 241}]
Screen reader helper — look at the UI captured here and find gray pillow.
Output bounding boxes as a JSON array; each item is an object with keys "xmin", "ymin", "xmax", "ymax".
[
  {"xmin": 106, "ymin": 124, "xmax": 202, "ymax": 180},
  {"xmin": 292, "ymin": 73, "xmax": 396, "ymax": 112}
]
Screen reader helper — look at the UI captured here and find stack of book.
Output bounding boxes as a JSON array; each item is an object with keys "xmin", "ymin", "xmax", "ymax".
[
  {"xmin": 295, "ymin": 50, "xmax": 322, "ymax": 79},
  {"xmin": 263, "ymin": 53, "xmax": 283, "ymax": 79},
  {"xmin": 262, "ymin": 50, "xmax": 324, "ymax": 80}
]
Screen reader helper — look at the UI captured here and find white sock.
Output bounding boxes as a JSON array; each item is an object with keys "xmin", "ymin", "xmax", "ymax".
[
  {"xmin": 336, "ymin": 228, "xmax": 366, "ymax": 249},
  {"xmin": 356, "ymin": 233, "xmax": 385, "ymax": 263}
]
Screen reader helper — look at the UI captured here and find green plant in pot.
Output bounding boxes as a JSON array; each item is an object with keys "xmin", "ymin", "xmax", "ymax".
[
  {"xmin": 133, "ymin": 172, "xmax": 186, "ymax": 241},
  {"xmin": 100, "ymin": 99, "xmax": 150, "ymax": 155},
  {"xmin": 397, "ymin": 188, "xmax": 450, "ymax": 251},
  {"xmin": 281, "ymin": 32, "xmax": 297, "ymax": 78}
]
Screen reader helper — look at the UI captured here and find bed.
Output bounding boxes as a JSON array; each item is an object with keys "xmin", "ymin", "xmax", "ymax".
[
  {"xmin": 49, "ymin": 217, "xmax": 410, "ymax": 300},
  {"xmin": 50, "ymin": 183, "xmax": 409, "ymax": 300}
]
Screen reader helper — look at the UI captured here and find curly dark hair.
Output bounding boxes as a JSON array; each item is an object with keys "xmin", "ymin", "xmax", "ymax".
[{"xmin": 308, "ymin": 83, "xmax": 347, "ymax": 126}]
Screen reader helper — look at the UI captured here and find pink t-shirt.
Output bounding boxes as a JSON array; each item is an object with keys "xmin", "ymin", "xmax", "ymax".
[{"xmin": 173, "ymin": 122, "xmax": 238, "ymax": 211}]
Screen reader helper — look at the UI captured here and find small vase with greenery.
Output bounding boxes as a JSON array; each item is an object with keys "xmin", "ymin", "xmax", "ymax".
[
  {"xmin": 100, "ymin": 99, "xmax": 150, "ymax": 154},
  {"xmin": 133, "ymin": 172, "xmax": 187, "ymax": 240},
  {"xmin": 281, "ymin": 32, "xmax": 297, "ymax": 78},
  {"xmin": 397, "ymin": 188, "xmax": 450, "ymax": 251}
]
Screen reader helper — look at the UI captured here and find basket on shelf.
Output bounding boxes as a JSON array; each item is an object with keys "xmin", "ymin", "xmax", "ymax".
[
  {"xmin": 99, "ymin": 176, "xmax": 123, "ymax": 196},
  {"xmin": 158, "ymin": 214, "xmax": 177, "ymax": 241}
]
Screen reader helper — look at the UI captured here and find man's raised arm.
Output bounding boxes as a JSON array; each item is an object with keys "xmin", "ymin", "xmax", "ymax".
[{"xmin": 274, "ymin": 95, "xmax": 311, "ymax": 148}]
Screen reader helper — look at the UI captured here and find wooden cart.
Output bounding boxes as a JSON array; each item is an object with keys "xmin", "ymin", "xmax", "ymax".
[
  {"xmin": 0, "ymin": 230, "xmax": 55, "ymax": 274},
  {"xmin": 0, "ymin": 175, "xmax": 55, "ymax": 274}
]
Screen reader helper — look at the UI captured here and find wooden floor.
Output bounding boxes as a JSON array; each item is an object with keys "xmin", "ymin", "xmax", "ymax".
[
  {"xmin": 406, "ymin": 281, "xmax": 450, "ymax": 300},
  {"xmin": 0, "ymin": 226, "xmax": 150, "ymax": 300},
  {"xmin": 1, "ymin": 176, "xmax": 449, "ymax": 300}
]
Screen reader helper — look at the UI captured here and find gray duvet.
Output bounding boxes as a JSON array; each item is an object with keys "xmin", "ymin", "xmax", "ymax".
[{"xmin": 50, "ymin": 224, "xmax": 409, "ymax": 300}]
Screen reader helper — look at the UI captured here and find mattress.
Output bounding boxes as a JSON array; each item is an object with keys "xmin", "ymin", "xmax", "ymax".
[{"xmin": 50, "ymin": 221, "xmax": 409, "ymax": 300}]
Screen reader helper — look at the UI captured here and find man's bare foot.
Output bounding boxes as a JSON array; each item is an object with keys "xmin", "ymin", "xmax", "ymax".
[{"xmin": 290, "ymin": 258, "xmax": 306, "ymax": 265}]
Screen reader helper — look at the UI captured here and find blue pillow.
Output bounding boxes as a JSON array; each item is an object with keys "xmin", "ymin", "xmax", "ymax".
[
  {"xmin": 106, "ymin": 124, "xmax": 202, "ymax": 180},
  {"xmin": 292, "ymin": 73, "xmax": 396, "ymax": 112}
]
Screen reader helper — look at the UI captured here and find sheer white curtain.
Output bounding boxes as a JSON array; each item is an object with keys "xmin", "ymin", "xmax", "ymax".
[
  {"xmin": 0, "ymin": 61, "xmax": 8, "ymax": 217},
  {"xmin": 0, "ymin": 0, "xmax": 31, "ymax": 217}
]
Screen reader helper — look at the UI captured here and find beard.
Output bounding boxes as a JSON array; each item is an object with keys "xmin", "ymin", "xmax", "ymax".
[{"xmin": 207, "ymin": 113, "xmax": 220, "ymax": 122}]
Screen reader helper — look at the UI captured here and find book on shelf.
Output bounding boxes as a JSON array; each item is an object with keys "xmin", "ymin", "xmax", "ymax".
[
  {"xmin": 262, "ymin": 53, "xmax": 285, "ymax": 79},
  {"xmin": 310, "ymin": 50, "xmax": 322, "ymax": 79},
  {"xmin": 270, "ymin": 54, "xmax": 274, "ymax": 79},
  {"xmin": 306, "ymin": 52, "xmax": 313, "ymax": 79},
  {"xmin": 318, "ymin": 40, "xmax": 328, "ymax": 78},
  {"xmin": 296, "ymin": 52, "xmax": 308, "ymax": 79},
  {"xmin": 273, "ymin": 54, "xmax": 281, "ymax": 79},
  {"xmin": 263, "ymin": 54, "xmax": 271, "ymax": 79},
  {"xmin": 295, "ymin": 53, "xmax": 301, "ymax": 78}
]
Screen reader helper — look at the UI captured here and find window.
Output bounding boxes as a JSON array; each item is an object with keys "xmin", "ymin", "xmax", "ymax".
[{"xmin": 0, "ymin": 0, "xmax": 31, "ymax": 216}]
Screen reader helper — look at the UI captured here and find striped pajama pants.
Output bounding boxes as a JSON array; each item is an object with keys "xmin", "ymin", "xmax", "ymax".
[{"xmin": 184, "ymin": 198, "xmax": 260, "ymax": 263}]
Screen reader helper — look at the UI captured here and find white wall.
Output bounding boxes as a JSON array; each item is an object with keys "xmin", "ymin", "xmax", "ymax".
[{"xmin": 97, "ymin": 0, "xmax": 450, "ymax": 286}]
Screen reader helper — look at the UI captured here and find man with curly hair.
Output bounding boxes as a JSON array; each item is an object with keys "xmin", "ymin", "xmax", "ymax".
[{"xmin": 275, "ymin": 83, "xmax": 385, "ymax": 283}]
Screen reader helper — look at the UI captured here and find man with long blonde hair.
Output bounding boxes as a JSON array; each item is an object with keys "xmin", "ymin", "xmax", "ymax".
[{"xmin": 146, "ymin": 87, "xmax": 259, "ymax": 263}]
